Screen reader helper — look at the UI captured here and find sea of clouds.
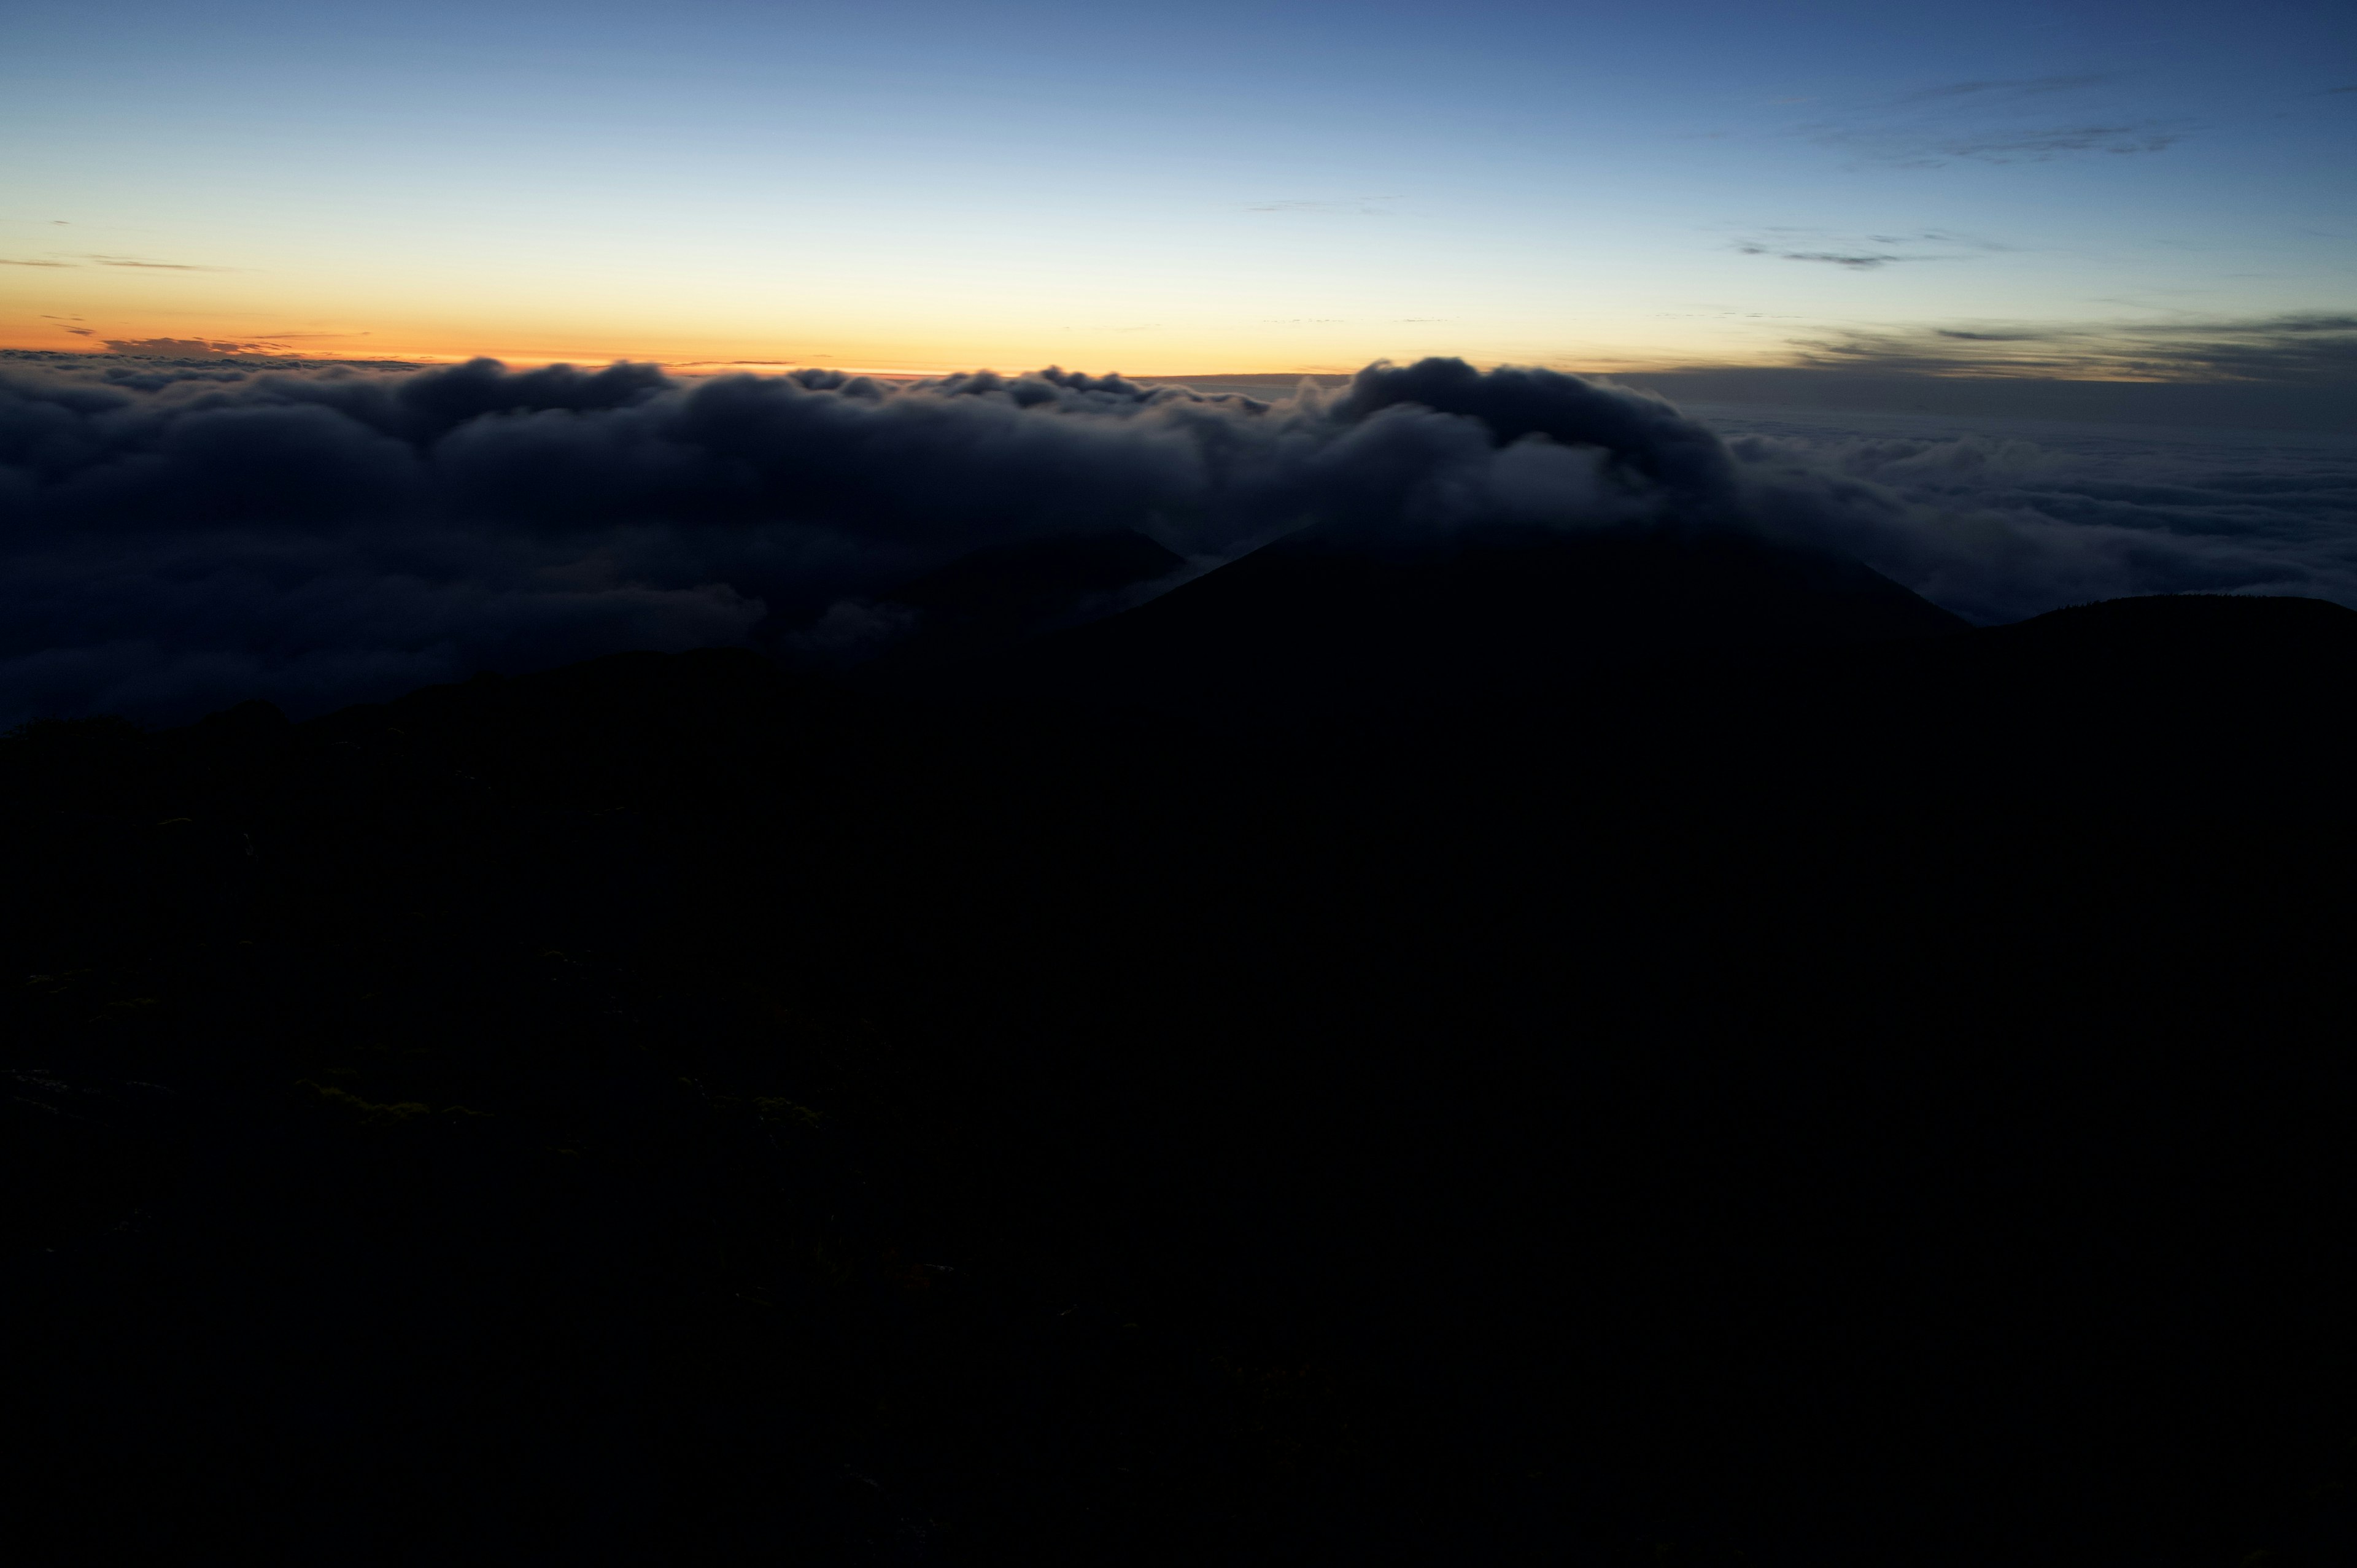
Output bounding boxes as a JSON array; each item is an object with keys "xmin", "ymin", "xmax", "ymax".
[{"xmin": 3, "ymin": 351, "xmax": 2351, "ymax": 726}]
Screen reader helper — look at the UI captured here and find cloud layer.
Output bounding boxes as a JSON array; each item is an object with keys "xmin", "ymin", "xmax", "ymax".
[
  {"xmin": 1789, "ymin": 314, "xmax": 2357, "ymax": 385},
  {"xmin": 2, "ymin": 351, "xmax": 2351, "ymax": 725},
  {"xmin": 1718, "ymin": 409, "xmax": 2357, "ymax": 627}
]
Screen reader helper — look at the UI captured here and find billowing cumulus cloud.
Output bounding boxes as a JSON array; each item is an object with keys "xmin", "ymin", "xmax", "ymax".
[{"xmin": 1, "ymin": 351, "xmax": 2350, "ymax": 725}]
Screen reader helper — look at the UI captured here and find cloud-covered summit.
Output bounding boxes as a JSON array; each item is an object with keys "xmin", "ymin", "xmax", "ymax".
[{"xmin": 2, "ymin": 352, "xmax": 2349, "ymax": 726}]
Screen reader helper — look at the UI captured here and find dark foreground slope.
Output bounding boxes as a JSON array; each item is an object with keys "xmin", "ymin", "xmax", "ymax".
[{"xmin": 4, "ymin": 560, "xmax": 2355, "ymax": 1566}]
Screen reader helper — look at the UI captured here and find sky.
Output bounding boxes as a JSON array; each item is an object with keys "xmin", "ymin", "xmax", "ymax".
[{"xmin": 2, "ymin": 0, "xmax": 2352, "ymax": 378}]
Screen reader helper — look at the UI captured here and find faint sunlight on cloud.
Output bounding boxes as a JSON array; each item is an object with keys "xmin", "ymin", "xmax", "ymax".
[
  {"xmin": 86, "ymin": 255, "xmax": 234, "ymax": 272},
  {"xmin": 103, "ymin": 336, "xmax": 294, "ymax": 357},
  {"xmin": 0, "ymin": 252, "xmax": 234, "ymax": 271}
]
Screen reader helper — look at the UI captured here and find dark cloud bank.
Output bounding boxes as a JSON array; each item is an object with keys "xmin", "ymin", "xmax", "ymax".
[{"xmin": 3, "ymin": 350, "xmax": 2351, "ymax": 726}]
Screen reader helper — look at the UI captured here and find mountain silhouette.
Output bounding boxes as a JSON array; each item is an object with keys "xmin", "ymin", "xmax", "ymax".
[
  {"xmin": 6, "ymin": 550, "xmax": 2355, "ymax": 1568},
  {"xmin": 971, "ymin": 520, "xmax": 1969, "ymax": 721}
]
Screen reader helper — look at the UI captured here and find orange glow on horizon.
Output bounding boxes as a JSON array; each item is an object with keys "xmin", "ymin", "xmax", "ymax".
[
  {"xmin": 0, "ymin": 281, "xmax": 1803, "ymax": 380},
  {"xmin": 0, "ymin": 316, "xmax": 1779, "ymax": 382}
]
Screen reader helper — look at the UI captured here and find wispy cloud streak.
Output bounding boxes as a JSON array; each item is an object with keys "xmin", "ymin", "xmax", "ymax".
[{"xmin": 1797, "ymin": 74, "xmax": 2191, "ymax": 167}]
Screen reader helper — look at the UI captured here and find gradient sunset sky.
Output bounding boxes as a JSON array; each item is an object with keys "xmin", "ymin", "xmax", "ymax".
[{"xmin": 4, "ymin": 0, "xmax": 2351, "ymax": 375}]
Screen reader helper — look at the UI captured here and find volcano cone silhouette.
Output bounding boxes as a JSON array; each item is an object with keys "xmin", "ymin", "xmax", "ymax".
[{"xmin": 989, "ymin": 522, "xmax": 1969, "ymax": 720}]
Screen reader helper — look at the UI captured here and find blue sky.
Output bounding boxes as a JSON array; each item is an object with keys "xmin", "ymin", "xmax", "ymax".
[{"xmin": 2, "ymin": 0, "xmax": 2351, "ymax": 374}]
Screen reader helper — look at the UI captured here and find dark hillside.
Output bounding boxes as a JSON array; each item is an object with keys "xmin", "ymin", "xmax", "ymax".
[
  {"xmin": 972, "ymin": 522, "xmax": 1969, "ymax": 722},
  {"xmin": 4, "ymin": 560, "xmax": 2353, "ymax": 1566}
]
